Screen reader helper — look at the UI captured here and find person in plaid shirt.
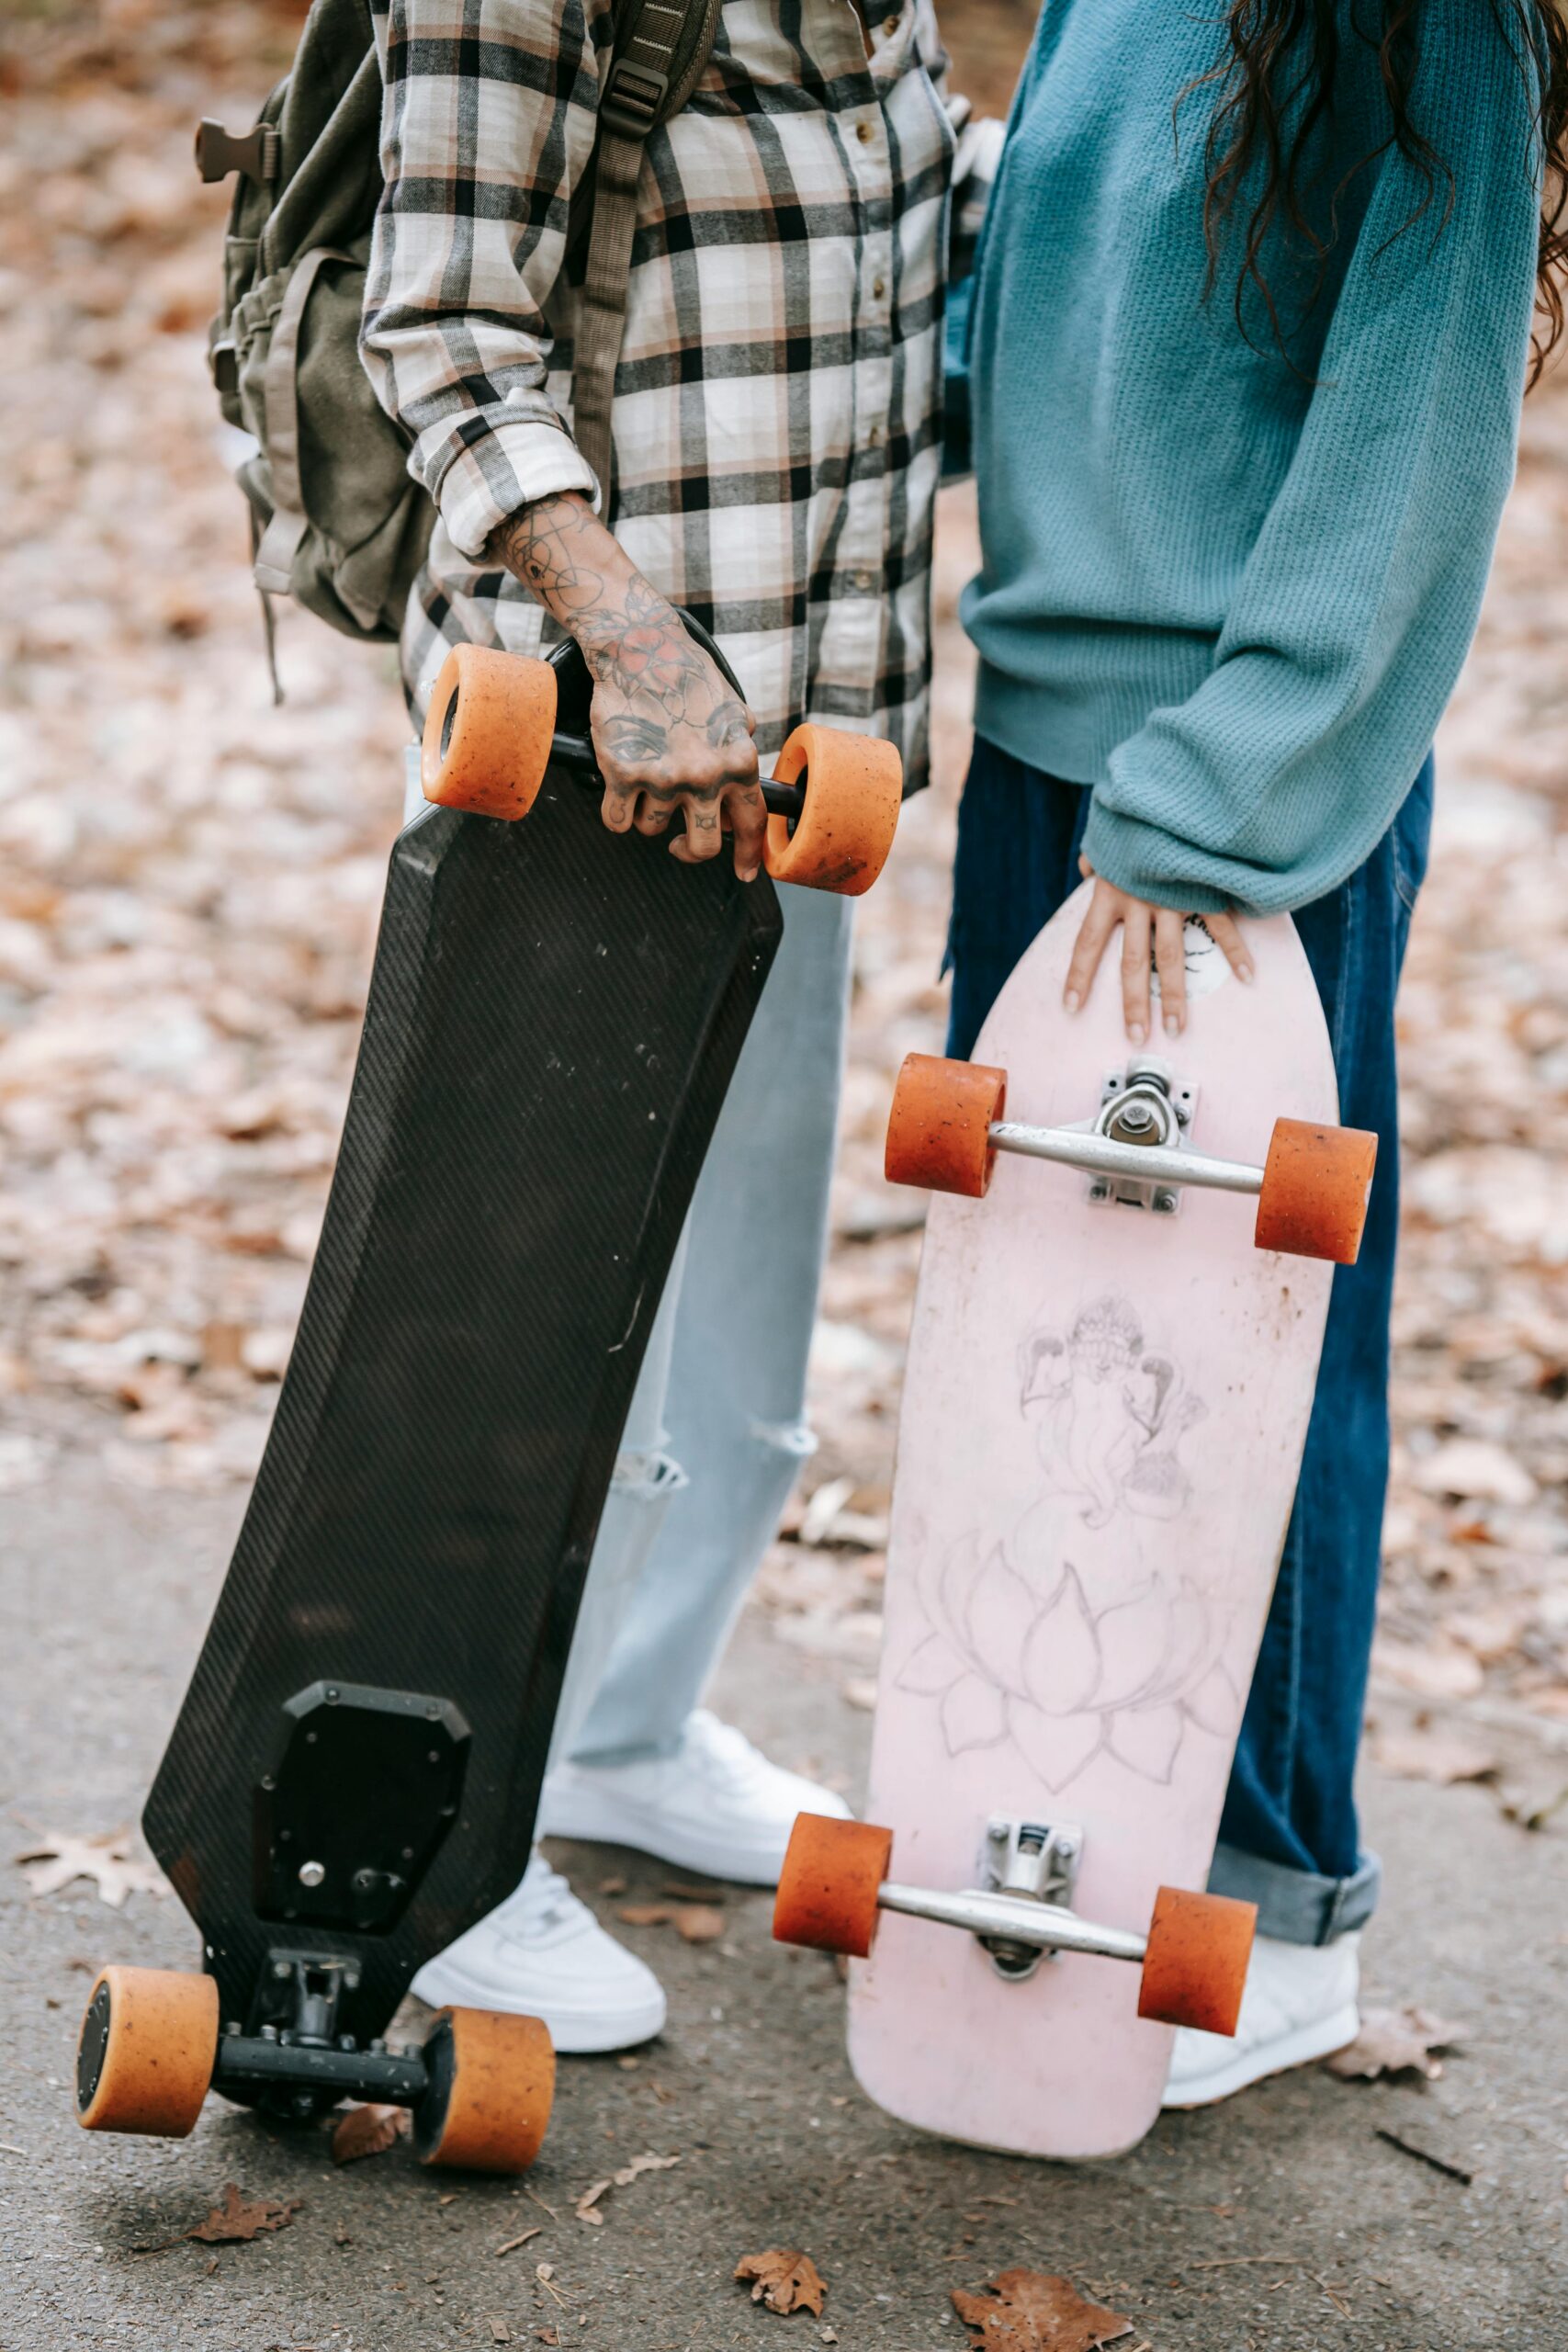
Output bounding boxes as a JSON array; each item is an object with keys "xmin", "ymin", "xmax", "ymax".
[{"xmin": 360, "ymin": 0, "xmax": 996, "ymax": 2051}]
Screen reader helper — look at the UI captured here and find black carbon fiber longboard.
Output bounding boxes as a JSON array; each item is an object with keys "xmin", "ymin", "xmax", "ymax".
[{"xmin": 141, "ymin": 642, "xmax": 780, "ymax": 2064}]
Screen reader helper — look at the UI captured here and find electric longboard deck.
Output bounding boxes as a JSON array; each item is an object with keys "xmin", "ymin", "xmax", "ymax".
[
  {"xmin": 775, "ymin": 886, "xmax": 1374, "ymax": 2159},
  {"xmin": 77, "ymin": 625, "xmax": 901, "ymax": 2170}
]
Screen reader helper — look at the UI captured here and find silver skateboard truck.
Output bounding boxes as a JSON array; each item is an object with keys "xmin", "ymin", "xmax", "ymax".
[
  {"xmin": 773, "ymin": 1810, "xmax": 1258, "ymax": 2037},
  {"xmin": 885, "ymin": 1050, "xmax": 1376, "ymax": 1264}
]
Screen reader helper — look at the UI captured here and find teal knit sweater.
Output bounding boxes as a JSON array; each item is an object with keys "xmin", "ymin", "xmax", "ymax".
[{"xmin": 962, "ymin": 1, "xmax": 1542, "ymax": 914}]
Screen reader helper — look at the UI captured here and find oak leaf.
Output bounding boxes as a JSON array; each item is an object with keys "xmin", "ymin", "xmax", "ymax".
[
  {"xmin": 17, "ymin": 1828, "xmax": 169, "ymax": 1908},
  {"xmin": 735, "ymin": 2248, "xmax": 828, "ymax": 2316},
  {"xmin": 1324, "ymin": 2005, "xmax": 1463, "ymax": 2082},
  {"xmin": 187, "ymin": 2185, "xmax": 303, "ymax": 2245},
  {"xmin": 952, "ymin": 2270, "xmax": 1134, "ymax": 2351}
]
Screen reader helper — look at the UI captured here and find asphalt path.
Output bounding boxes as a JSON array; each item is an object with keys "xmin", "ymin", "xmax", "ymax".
[{"xmin": 4, "ymin": 1445, "xmax": 1565, "ymax": 2349}]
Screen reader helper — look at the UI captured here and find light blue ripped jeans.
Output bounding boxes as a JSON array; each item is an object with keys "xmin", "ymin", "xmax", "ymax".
[{"xmin": 400, "ymin": 751, "xmax": 853, "ymax": 1770}]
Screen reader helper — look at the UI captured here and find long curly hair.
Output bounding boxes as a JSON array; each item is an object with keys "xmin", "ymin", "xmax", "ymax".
[{"xmin": 1190, "ymin": 1, "xmax": 1568, "ymax": 384}]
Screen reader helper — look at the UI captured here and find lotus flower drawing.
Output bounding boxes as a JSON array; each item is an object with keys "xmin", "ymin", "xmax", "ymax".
[{"xmin": 896, "ymin": 1295, "xmax": 1239, "ymax": 1791}]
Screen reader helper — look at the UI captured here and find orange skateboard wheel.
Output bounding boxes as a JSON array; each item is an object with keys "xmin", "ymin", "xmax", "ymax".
[
  {"xmin": 421, "ymin": 643, "xmax": 558, "ymax": 820},
  {"xmin": 414, "ymin": 2007, "xmax": 554, "ymax": 2173},
  {"xmin": 773, "ymin": 1813, "xmax": 893, "ymax": 1959},
  {"xmin": 76, "ymin": 1964, "xmax": 220, "ymax": 2137},
  {"xmin": 885, "ymin": 1053, "xmax": 1008, "ymax": 1198},
  {"xmin": 1254, "ymin": 1117, "xmax": 1377, "ymax": 1264},
  {"xmin": 765, "ymin": 724, "xmax": 902, "ymax": 896},
  {"xmin": 1136, "ymin": 1887, "xmax": 1257, "ymax": 2036}
]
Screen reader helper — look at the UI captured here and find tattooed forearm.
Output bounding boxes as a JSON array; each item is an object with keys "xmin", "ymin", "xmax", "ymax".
[
  {"xmin": 486, "ymin": 492, "xmax": 750, "ymax": 765},
  {"xmin": 483, "ymin": 491, "xmax": 764, "ymax": 876}
]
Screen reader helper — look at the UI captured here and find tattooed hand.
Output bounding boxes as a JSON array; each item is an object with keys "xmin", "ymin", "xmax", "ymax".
[{"xmin": 486, "ymin": 492, "xmax": 765, "ymax": 880}]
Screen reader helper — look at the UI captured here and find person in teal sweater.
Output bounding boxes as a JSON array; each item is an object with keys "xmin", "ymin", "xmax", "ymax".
[{"xmin": 948, "ymin": 0, "xmax": 1565, "ymax": 2103}]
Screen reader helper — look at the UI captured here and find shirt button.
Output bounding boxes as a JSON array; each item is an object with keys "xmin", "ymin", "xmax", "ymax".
[
  {"xmin": 853, "ymin": 571, "xmax": 874, "ymax": 593},
  {"xmin": 868, "ymin": 421, "xmax": 883, "ymax": 446},
  {"xmin": 884, "ymin": 14, "xmax": 901, "ymax": 33},
  {"xmin": 856, "ymin": 120, "xmax": 874, "ymax": 143},
  {"xmin": 872, "ymin": 277, "xmax": 886, "ymax": 300}
]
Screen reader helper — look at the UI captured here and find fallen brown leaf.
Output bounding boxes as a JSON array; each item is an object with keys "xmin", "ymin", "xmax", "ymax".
[
  {"xmin": 574, "ymin": 2150, "xmax": 680, "ymax": 2224},
  {"xmin": 1411, "ymin": 1437, "xmax": 1537, "ymax": 1507},
  {"xmin": 1371, "ymin": 1641, "xmax": 1485, "ymax": 1702},
  {"xmin": 735, "ymin": 2248, "xmax": 828, "ymax": 2316},
  {"xmin": 673, "ymin": 1904, "xmax": 726, "ymax": 1943},
  {"xmin": 1324, "ymin": 2005, "xmax": 1464, "ymax": 2082},
  {"xmin": 660, "ymin": 1881, "xmax": 726, "ymax": 1902},
  {"xmin": 330, "ymin": 2103, "xmax": 409, "ymax": 2164},
  {"xmin": 1367, "ymin": 1721, "xmax": 1498, "ymax": 1786},
  {"xmin": 17, "ymin": 1828, "xmax": 169, "ymax": 1908},
  {"xmin": 137, "ymin": 2183, "xmax": 304, "ymax": 2253},
  {"xmin": 614, "ymin": 1901, "xmax": 725, "ymax": 1942},
  {"xmin": 951, "ymin": 2270, "xmax": 1134, "ymax": 2352},
  {"xmin": 187, "ymin": 2185, "xmax": 304, "ymax": 2245}
]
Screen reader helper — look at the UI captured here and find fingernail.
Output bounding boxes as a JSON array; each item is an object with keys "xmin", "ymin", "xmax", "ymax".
[
  {"xmin": 1128, "ymin": 1021, "xmax": 1146, "ymax": 1046},
  {"xmin": 1064, "ymin": 989, "xmax": 1081, "ymax": 1014},
  {"xmin": 1164, "ymin": 1012, "xmax": 1181, "ymax": 1037},
  {"xmin": 1238, "ymin": 963, "xmax": 1255, "ymax": 985}
]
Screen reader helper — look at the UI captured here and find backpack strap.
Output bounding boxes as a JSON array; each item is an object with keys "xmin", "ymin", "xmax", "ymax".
[{"xmin": 571, "ymin": 0, "xmax": 723, "ymax": 503}]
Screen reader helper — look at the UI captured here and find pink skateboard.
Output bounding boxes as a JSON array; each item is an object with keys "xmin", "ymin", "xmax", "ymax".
[{"xmin": 774, "ymin": 884, "xmax": 1376, "ymax": 2159}]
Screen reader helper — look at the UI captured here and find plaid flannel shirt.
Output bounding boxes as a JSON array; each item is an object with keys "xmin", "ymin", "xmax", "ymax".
[{"xmin": 363, "ymin": 0, "xmax": 997, "ymax": 784}]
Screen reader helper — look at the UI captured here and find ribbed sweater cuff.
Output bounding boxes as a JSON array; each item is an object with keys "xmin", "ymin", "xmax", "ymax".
[{"xmin": 1079, "ymin": 800, "xmax": 1237, "ymax": 916}]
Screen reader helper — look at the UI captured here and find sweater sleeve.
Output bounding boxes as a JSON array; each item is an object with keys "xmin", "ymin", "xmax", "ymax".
[
  {"xmin": 1081, "ymin": 16, "xmax": 1541, "ymax": 916},
  {"xmin": 360, "ymin": 0, "xmax": 604, "ymax": 560}
]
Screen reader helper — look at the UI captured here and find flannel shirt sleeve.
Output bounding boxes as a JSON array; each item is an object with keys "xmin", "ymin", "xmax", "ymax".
[
  {"xmin": 361, "ymin": 0, "xmax": 609, "ymax": 559},
  {"xmin": 911, "ymin": 0, "xmax": 1003, "ymax": 277}
]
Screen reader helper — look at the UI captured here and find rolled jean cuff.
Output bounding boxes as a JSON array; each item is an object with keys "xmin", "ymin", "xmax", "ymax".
[{"xmin": 1208, "ymin": 1842, "xmax": 1382, "ymax": 1946}]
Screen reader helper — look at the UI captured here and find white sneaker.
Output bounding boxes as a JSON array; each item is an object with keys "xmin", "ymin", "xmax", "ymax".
[
  {"xmin": 539, "ymin": 1709, "xmax": 852, "ymax": 1884},
  {"xmin": 410, "ymin": 1852, "xmax": 666, "ymax": 2054},
  {"xmin": 1162, "ymin": 1929, "xmax": 1361, "ymax": 2109}
]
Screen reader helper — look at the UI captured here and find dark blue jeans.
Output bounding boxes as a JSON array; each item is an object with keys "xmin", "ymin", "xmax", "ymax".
[{"xmin": 944, "ymin": 737, "xmax": 1434, "ymax": 1945}]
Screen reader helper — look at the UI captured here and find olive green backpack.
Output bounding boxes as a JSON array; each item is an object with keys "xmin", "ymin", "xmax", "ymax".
[{"xmin": 199, "ymin": 0, "xmax": 722, "ymax": 662}]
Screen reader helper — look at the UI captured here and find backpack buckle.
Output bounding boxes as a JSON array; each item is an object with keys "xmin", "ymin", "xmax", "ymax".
[
  {"xmin": 195, "ymin": 119, "xmax": 281, "ymax": 186},
  {"xmin": 601, "ymin": 57, "xmax": 669, "ymax": 140}
]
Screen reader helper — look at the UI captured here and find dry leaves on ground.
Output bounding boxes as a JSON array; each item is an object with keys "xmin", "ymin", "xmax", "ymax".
[
  {"xmin": 615, "ymin": 1901, "xmax": 726, "ymax": 1944},
  {"xmin": 1, "ymin": 4, "xmax": 1563, "ymax": 1755},
  {"xmin": 17, "ymin": 1827, "xmax": 169, "ymax": 1907},
  {"xmin": 734, "ymin": 2248, "xmax": 828, "ymax": 2316},
  {"xmin": 137, "ymin": 2183, "xmax": 302, "ymax": 2254},
  {"xmin": 1324, "ymin": 2005, "xmax": 1465, "ymax": 2082},
  {"xmin": 573, "ymin": 2150, "xmax": 680, "ymax": 2226},
  {"xmin": 951, "ymin": 2270, "xmax": 1134, "ymax": 2352},
  {"xmin": 329, "ymin": 2102, "xmax": 409, "ymax": 2163}
]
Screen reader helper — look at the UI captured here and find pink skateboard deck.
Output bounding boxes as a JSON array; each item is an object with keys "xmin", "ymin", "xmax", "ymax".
[{"xmin": 850, "ymin": 885, "xmax": 1341, "ymax": 2158}]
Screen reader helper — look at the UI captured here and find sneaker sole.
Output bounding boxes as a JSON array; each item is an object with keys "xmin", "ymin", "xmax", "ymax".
[
  {"xmin": 538, "ymin": 1781, "xmax": 841, "ymax": 1887},
  {"xmin": 1161, "ymin": 2001, "xmax": 1361, "ymax": 2110},
  {"xmin": 409, "ymin": 1960, "xmax": 667, "ymax": 2056}
]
